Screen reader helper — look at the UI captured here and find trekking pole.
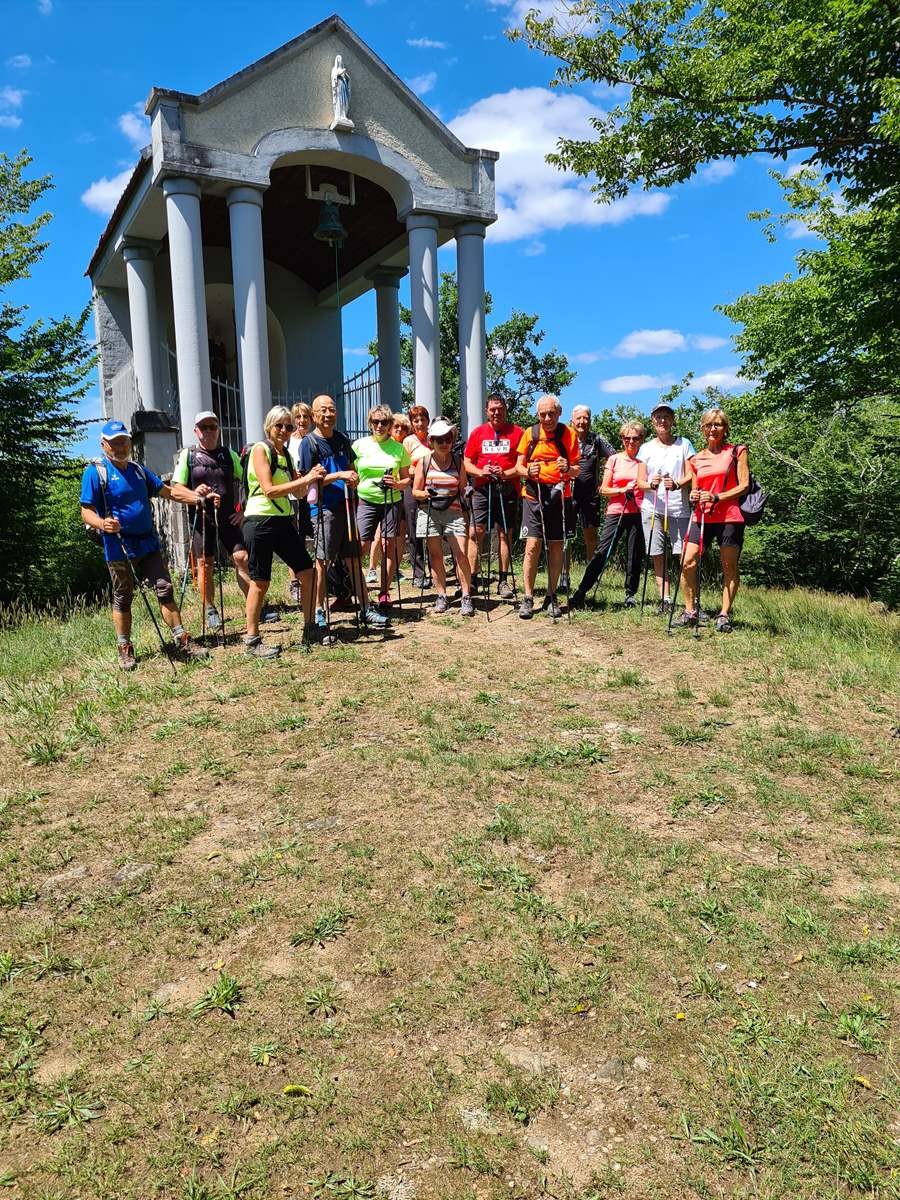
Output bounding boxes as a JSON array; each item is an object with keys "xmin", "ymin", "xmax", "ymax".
[
  {"xmin": 484, "ymin": 479, "xmax": 493, "ymax": 622},
  {"xmin": 419, "ymin": 494, "xmax": 432, "ymax": 617},
  {"xmin": 590, "ymin": 507, "xmax": 627, "ymax": 603},
  {"xmin": 342, "ymin": 482, "xmax": 361, "ymax": 633},
  {"xmin": 497, "ymin": 481, "xmax": 518, "ymax": 600},
  {"xmin": 317, "ymin": 500, "xmax": 334, "ymax": 644},
  {"xmin": 639, "ymin": 501, "xmax": 657, "ymax": 615},
  {"xmin": 199, "ymin": 502, "xmax": 207, "ymax": 642},
  {"xmin": 694, "ymin": 505, "xmax": 706, "ymax": 641},
  {"xmin": 114, "ymin": 532, "xmax": 177, "ymax": 678},
  {"xmin": 178, "ymin": 503, "xmax": 201, "ymax": 612},
  {"xmin": 666, "ymin": 506, "xmax": 696, "ymax": 636},
  {"xmin": 215, "ymin": 512, "xmax": 226, "ymax": 649},
  {"xmin": 663, "ymin": 487, "xmax": 670, "ymax": 608},
  {"xmin": 534, "ymin": 480, "xmax": 551, "ymax": 603},
  {"xmin": 556, "ymin": 482, "xmax": 571, "ymax": 620}
]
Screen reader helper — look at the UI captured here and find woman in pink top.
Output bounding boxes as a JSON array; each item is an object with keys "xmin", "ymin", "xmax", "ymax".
[
  {"xmin": 676, "ymin": 407, "xmax": 749, "ymax": 633},
  {"xmin": 570, "ymin": 420, "xmax": 648, "ymax": 608},
  {"xmin": 401, "ymin": 405, "xmax": 432, "ymax": 586}
]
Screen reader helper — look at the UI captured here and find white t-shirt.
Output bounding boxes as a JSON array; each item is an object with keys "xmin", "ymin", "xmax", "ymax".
[{"xmin": 637, "ymin": 437, "xmax": 695, "ymax": 516}]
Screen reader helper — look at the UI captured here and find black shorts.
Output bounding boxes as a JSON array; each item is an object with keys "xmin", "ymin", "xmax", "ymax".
[
  {"xmin": 521, "ymin": 493, "xmax": 576, "ymax": 542},
  {"xmin": 356, "ymin": 499, "xmax": 403, "ymax": 541},
  {"xmin": 469, "ymin": 484, "xmax": 518, "ymax": 532},
  {"xmin": 191, "ymin": 508, "xmax": 246, "ymax": 560},
  {"xmin": 243, "ymin": 516, "xmax": 313, "ymax": 582},
  {"xmin": 687, "ymin": 520, "xmax": 745, "ymax": 549},
  {"xmin": 571, "ymin": 483, "xmax": 601, "ymax": 530},
  {"xmin": 312, "ymin": 507, "xmax": 359, "ymax": 561}
]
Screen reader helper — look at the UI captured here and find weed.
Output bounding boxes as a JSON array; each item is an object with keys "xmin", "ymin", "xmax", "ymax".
[
  {"xmin": 304, "ymin": 982, "xmax": 339, "ymax": 1017},
  {"xmin": 836, "ymin": 1002, "xmax": 888, "ymax": 1054},
  {"xmin": 307, "ymin": 1174, "xmax": 375, "ymax": 1199},
  {"xmin": 664, "ymin": 723, "xmax": 715, "ymax": 746},
  {"xmin": 190, "ymin": 972, "xmax": 243, "ymax": 1018},
  {"xmin": 447, "ymin": 1133, "xmax": 498, "ymax": 1175},
  {"xmin": 485, "ymin": 1068, "xmax": 560, "ymax": 1124},
  {"xmin": 274, "ymin": 713, "xmax": 308, "ymax": 731},
  {"xmin": 36, "ymin": 1082, "xmax": 104, "ymax": 1132},
  {"xmin": 606, "ymin": 667, "xmax": 642, "ymax": 687},
  {"xmin": 485, "ymin": 803, "xmax": 523, "ymax": 843},
  {"xmin": 681, "ymin": 1111, "xmax": 760, "ymax": 1167},
  {"xmin": 291, "ymin": 903, "xmax": 352, "ymax": 947},
  {"xmin": 674, "ymin": 677, "xmax": 694, "ymax": 699},
  {"xmin": 0, "ymin": 881, "xmax": 37, "ymax": 909},
  {"xmin": 830, "ymin": 937, "xmax": 899, "ymax": 966},
  {"xmin": 250, "ymin": 1039, "xmax": 282, "ymax": 1066}
]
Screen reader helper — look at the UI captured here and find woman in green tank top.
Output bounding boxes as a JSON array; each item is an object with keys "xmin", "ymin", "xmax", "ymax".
[{"xmin": 242, "ymin": 406, "xmax": 327, "ymax": 658}]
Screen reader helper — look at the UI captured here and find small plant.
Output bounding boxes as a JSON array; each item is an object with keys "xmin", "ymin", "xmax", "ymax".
[
  {"xmin": 836, "ymin": 1002, "xmax": 888, "ymax": 1054},
  {"xmin": 485, "ymin": 803, "xmax": 523, "ymax": 843},
  {"xmin": 606, "ymin": 667, "xmax": 642, "ymax": 687},
  {"xmin": 35, "ymin": 1082, "xmax": 103, "ymax": 1132},
  {"xmin": 24, "ymin": 734, "xmax": 66, "ymax": 766},
  {"xmin": 707, "ymin": 689, "xmax": 732, "ymax": 708},
  {"xmin": 695, "ymin": 897, "xmax": 735, "ymax": 933},
  {"xmin": 304, "ymin": 981, "xmax": 339, "ymax": 1016},
  {"xmin": 515, "ymin": 944, "xmax": 557, "ymax": 1000},
  {"xmin": 474, "ymin": 690, "xmax": 501, "ymax": 706},
  {"xmin": 0, "ymin": 882, "xmax": 38, "ymax": 910},
  {"xmin": 307, "ymin": 1173, "xmax": 375, "ymax": 1199},
  {"xmin": 190, "ymin": 971, "xmax": 243, "ymax": 1018},
  {"xmin": 781, "ymin": 904, "xmax": 825, "ymax": 936},
  {"xmin": 291, "ymin": 903, "xmax": 352, "ymax": 947},
  {"xmin": 274, "ymin": 713, "xmax": 308, "ymax": 731},
  {"xmin": 555, "ymin": 912, "xmax": 602, "ymax": 946},
  {"xmin": 447, "ymin": 1133, "xmax": 498, "ymax": 1175},
  {"xmin": 664, "ymin": 723, "xmax": 714, "ymax": 746},
  {"xmin": 484, "ymin": 1068, "xmax": 559, "ymax": 1125},
  {"xmin": 250, "ymin": 1039, "xmax": 281, "ymax": 1066},
  {"xmin": 214, "ymin": 1088, "xmax": 260, "ymax": 1119},
  {"xmin": 673, "ymin": 677, "xmax": 694, "ymax": 699}
]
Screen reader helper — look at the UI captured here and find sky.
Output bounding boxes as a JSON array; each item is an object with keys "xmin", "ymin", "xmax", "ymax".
[{"xmin": 3, "ymin": 0, "xmax": 811, "ymax": 455}]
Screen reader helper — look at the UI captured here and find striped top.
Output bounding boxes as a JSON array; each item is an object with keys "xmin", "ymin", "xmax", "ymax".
[{"xmin": 420, "ymin": 453, "xmax": 463, "ymax": 511}]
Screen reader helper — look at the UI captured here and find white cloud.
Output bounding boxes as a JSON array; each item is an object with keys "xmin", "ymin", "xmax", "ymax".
[
  {"xmin": 81, "ymin": 168, "xmax": 132, "ymax": 216},
  {"xmin": 450, "ymin": 87, "xmax": 670, "ymax": 242},
  {"xmin": 0, "ymin": 87, "xmax": 26, "ymax": 108},
  {"xmin": 571, "ymin": 351, "xmax": 604, "ymax": 365},
  {"xmin": 690, "ymin": 334, "xmax": 729, "ymax": 351},
  {"xmin": 614, "ymin": 328, "xmax": 685, "ymax": 357},
  {"xmin": 118, "ymin": 103, "xmax": 149, "ymax": 150},
  {"xmin": 405, "ymin": 71, "xmax": 437, "ymax": 96},
  {"xmin": 523, "ymin": 240, "xmax": 545, "ymax": 256},
  {"xmin": 0, "ymin": 115, "xmax": 22, "ymax": 128},
  {"xmin": 344, "ymin": 346, "xmax": 372, "ymax": 357},
  {"xmin": 6, "ymin": 54, "xmax": 32, "ymax": 69},
  {"xmin": 687, "ymin": 367, "xmax": 753, "ymax": 392},
  {"xmin": 784, "ymin": 219, "xmax": 816, "ymax": 239},
  {"xmin": 696, "ymin": 160, "xmax": 737, "ymax": 184},
  {"xmin": 407, "ymin": 37, "xmax": 449, "ymax": 49},
  {"xmin": 37, "ymin": 0, "xmax": 52, "ymax": 13},
  {"xmin": 488, "ymin": 0, "xmax": 564, "ymax": 26},
  {"xmin": 600, "ymin": 374, "xmax": 675, "ymax": 394}
]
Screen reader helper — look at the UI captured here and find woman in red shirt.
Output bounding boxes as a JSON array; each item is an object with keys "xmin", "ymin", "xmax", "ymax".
[{"xmin": 676, "ymin": 407, "xmax": 749, "ymax": 632}]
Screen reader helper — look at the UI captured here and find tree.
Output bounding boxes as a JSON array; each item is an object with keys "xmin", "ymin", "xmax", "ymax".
[
  {"xmin": 390, "ymin": 272, "xmax": 575, "ymax": 428},
  {"xmin": 515, "ymin": 0, "xmax": 900, "ymax": 206},
  {"xmin": 0, "ymin": 151, "xmax": 95, "ymax": 606}
]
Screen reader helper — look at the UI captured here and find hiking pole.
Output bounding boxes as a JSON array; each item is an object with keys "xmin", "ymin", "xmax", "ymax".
[
  {"xmin": 555, "ymin": 482, "xmax": 571, "ymax": 620},
  {"xmin": 667, "ymin": 506, "xmax": 696, "ymax": 636},
  {"xmin": 342, "ymin": 482, "xmax": 361, "ymax": 633},
  {"xmin": 484, "ymin": 478, "xmax": 493, "ymax": 622},
  {"xmin": 419, "ymin": 494, "xmax": 432, "ymax": 617},
  {"xmin": 178, "ymin": 503, "xmax": 201, "ymax": 612},
  {"xmin": 694, "ymin": 504, "xmax": 706, "ymax": 641},
  {"xmin": 215, "ymin": 511, "xmax": 226, "ymax": 649},
  {"xmin": 199, "ymin": 501, "xmax": 207, "ymax": 642},
  {"xmin": 497, "ymin": 482, "xmax": 518, "ymax": 600},
  {"xmin": 316, "ymin": 500, "xmax": 335, "ymax": 644},
  {"xmin": 663, "ymin": 487, "xmax": 670, "ymax": 610},
  {"xmin": 114, "ymin": 532, "xmax": 177, "ymax": 678},
  {"xmin": 590, "ymin": 507, "xmax": 627, "ymax": 603},
  {"xmin": 534, "ymin": 480, "xmax": 551, "ymax": 604},
  {"xmin": 639, "ymin": 501, "xmax": 658, "ymax": 615}
]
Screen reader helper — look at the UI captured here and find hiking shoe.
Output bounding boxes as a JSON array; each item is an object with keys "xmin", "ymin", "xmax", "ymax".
[
  {"xmin": 206, "ymin": 607, "xmax": 222, "ymax": 631},
  {"xmin": 365, "ymin": 568, "xmax": 378, "ymax": 585},
  {"xmin": 676, "ymin": 609, "xmax": 698, "ymax": 627},
  {"xmin": 623, "ymin": 594, "xmax": 637, "ymax": 609},
  {"xmin": 568, "ymin": 590, "xmax": 586, "ymax": 611},
  {"xmin": 244, "ymin": 635, "xmax": 280, "ymax": 659},
  {"xmin": 518, "ymin": 596, "xmax": 534, "ymax": 620},
  {"xmin": 314, "ymin": 607, "xmax": 327, "ymax": 630},
  {"xmin": 305, "ymin": 624, "xmax": 338, "ymax": 647},
  {"xmin": 261, "ymin": 606, "xmax": 279, "ymax": 624},
  {"xmin": 715, "ymin": 612, "xmax": 734, "ymax": 633},
  {"xmin": 497, "ymin": 579, "xmax": 515, "ymax": 600},
  {"xmin": 655, "ymin": 599, "xmax": 672, "ymax": 616},
  {"xmin": 361, "ymin": 605, "xmax": 389, "ymax": 628},
  {"xmin": 460, "ymin": 595, "xmax": 475, "ymax": 617},
  {"xmin": 172, "ymin": 632, "xmax": 210, "ymax": 660},
  {"xmin": 433, "ymin": 594, "xmax": 449, "ymax": 614},
  {"xmin": 117, "ymin": 641, "xmax": 136, "ymax": 671},
  {"xmin": 558, "ymin": 571, "xmax": 570, "ymax": 593},
  {"xmin": 288, "ymin": 579, "xmax": 301, "ymax": 605},
  {"xmin": 546, "ymin": 595, "xmax": 562, "ymax": 619},
  {"xmin": 697, "ymin": 608, "xmax": 711, "ymax": 626},
  {"xmin": 413, "ymin": 574, "xmax": 432, "ymax": 590}
]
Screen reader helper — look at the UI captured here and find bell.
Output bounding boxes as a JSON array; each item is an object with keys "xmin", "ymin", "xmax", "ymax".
[{"xmin": 313, "ymin": 199, "xmax": 347, "ymax": 246}]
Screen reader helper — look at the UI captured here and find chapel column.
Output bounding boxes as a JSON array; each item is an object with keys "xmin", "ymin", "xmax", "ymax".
[
  {"xmin": 162, "ymin": 177, "xmax": 211, "ymax": 447},
  {"xmin": 456, "ymin": 221, "xmax": 488, "ymax": 441},
  {"xmin": 227, "ymin": 185, "xmax": 271, "ymax": 445},
  {"xmin": 121, "ymin": 241, "xmax": 163, "ymax": 413},
  {"xmin": 405, "ymin": 213, "xmax": 441, "ymax": 419},
  {"xmin": 367, "ymin": 267, "xmax": 407, "ymax": 412}
]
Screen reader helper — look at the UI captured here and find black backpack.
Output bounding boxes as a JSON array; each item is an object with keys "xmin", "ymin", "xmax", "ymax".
[
  {"xmin": 239, "ymin": 440, "xmax": 296, "ymax": 508},
  {"xmin": 83, "ymin": 457, "xmax": 149, "ymax": 544},
  {"xmin": 184, "ymin": 445, "xmax": 240, "ymax": 510},
  {"xmin": 729, "ymin": 446, "xmax": 768, "ymax": 526}
]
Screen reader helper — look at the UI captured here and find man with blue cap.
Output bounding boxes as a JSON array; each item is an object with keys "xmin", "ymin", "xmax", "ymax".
[{"xmin": 80, "ymin": 420, "xmax": 211, "ymax": 669}]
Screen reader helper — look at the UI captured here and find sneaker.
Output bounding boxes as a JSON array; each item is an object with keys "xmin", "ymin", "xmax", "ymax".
[
  {"xmin": 172, "ymin": 632, "xmax": 210, "ymax": 660},
  {"xmin": 518, "ymin": 596, "xmax": 534, "ymax": 620},
  {"xmin": 413, "ymin": 575, "xmax": 433, "ymax": 590},
  {"xmin": 497, "ymin": 579, "xmax": 515, "ymax": 600},
  {"xmin": 261, "ymin": 607, "xmax": 280, "ymax": 624},
  {"xmin": 314, "ymin": 607, "xmax": 327, "ymax": 630},
  {"xmin": 116, "ymin": 641, "xmax": 136, "ymax": 671},
  {"xmin": 288, "ymin": 580, "xmax": 301, "ymax": 606},
  {"xmin": 546, "ymin": 595, "xmax": 562, "ymax": 619},
  {"xmin": 558, "ymin": 571, "xmax": 570, "ymax": 593},
  {"xmin": 623, "ymin": 594, "xmax": 637, "ymax": 610},
  {"xmin": 361, "ymin": 605, "xmax": 389, "ymax": 628},
  {"xmin": 433, "ymin": 594, "xmax": 449, "ymax": 614},
  {"xmin": 365, "ymin": 568, "xmax": 378, "ymax": 585},
  {"xmin": 568, "ymin": 590, "xmax": 586, "ymax": 611},
  {"xmin": 206, "ymin": 607, "xmax": 222, "ymax": 631},
  {"xmin": 697, "ymin": 608, "xmax": 711, "ymax": 626},
  {"xmin": 305, "ymin": 624, "xmax": 337, "ymax": 647},
  {"xmin": 715, "ymin": 612, "xmax": 733, "ymax": 633},
  {"xmin": 244, "ymin": 635, "xmax": 280, "ymax": 659},
  {"xmin": 676, "ymin": 609, "xmax": 698, "ymax": 627},
  {"xmin": 460, "ymin": 595, "xmax": 475, "ymax": 617},
  {"xmin": 655, "ymin": 599, "xmax": 672, "ymax": 616}
]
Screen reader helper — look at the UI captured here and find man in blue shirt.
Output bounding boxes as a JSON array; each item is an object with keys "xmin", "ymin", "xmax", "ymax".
[{"xmin": 80, "ymin": 420, "xmax": 211, "ymax": 669}]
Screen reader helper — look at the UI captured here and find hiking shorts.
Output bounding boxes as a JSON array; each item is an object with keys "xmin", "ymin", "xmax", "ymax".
[
  {"xmin": 243, "ymin": 516, "xmax": 313, "ymax": 582},
  {"xmin": 521, "ymin": 494, "xmax": 576, "ymax": 542},
  {"xmin": 416, "ymin": 505, "xmax": 467, "ymax": 539},
  {"xmin": 356, "ymin": 499, "xmax": 403, "ymax": 542},
  {"xmin": 641, "ymin": 508, "xmax": 691, "ymax": 556},
  {"xmin": 312, "ymin": 507, "xmax": 358, "ymax": 562},
  {"xmin": 469, "ymin": 484, "xmax": 517, "ymax": 533},
  {"xmin": 687, "ymin": 520, "xmax": 744, "ymax": 550},
  {"xmin": 108, "ymin": 550, "xmax": 174, "ymax": 613},
  {"xmin": 572, "ymin": 482, "xmax": 601, "ymax": 530},
  {"xmin": 191, "ymin": 508, "xmax": 247, "ymax": 560}
]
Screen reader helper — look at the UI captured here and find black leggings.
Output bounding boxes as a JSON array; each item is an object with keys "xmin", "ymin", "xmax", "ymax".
[{"xmin": 578, "ymin": 512, "xmax": 644, "ymax": 597}]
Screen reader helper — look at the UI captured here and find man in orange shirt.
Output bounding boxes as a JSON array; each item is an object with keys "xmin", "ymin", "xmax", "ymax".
[{"xmin": 515, "ymin": 395, "xmax": 580, "ymax": 619}]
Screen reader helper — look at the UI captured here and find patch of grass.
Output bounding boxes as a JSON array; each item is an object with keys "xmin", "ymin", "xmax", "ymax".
[
  {"xmin": 36, "ymin": 1081, "xmax": 104, "ymax": 1132},
  {"xmin": 836, "ymin": 1002, "xmax": 888, "ymax": 1054},
  {"xmin": 664, "ymin": 722, "xmax": 715, "ymax": 746},
  {"xmin": 190, "ymin": 971, "xmax": 243, "ymax": 1018},
  {"xmin": 485, "ymin": 803, "xmax": 524, "ymax": 844},
  {"xmin": 606, "ymin": 668, "xmax": 643, "ymax": 687},
  {"xmin": 304, "ymin": 981, "xmax": 339, "ymax": 1017},
  {"xmin": 290, "ymin": 903, "xmax": 352, "ymax": 947},
  {"xmin": 484, "ymin": 1067, "xmax": 560, "ymax": 1124},
  {"xmin": 447, "ymin": 1133, "xmax": 499, "ymax": 1175}
]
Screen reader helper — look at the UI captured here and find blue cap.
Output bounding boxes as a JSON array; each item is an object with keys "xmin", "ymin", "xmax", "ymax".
[{"xmin": 101, "ymin": 419, "xmax": 130, "ymax": 440}]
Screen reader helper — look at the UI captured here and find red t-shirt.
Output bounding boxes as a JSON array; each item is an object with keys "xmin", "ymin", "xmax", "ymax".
[{"xmin": 464, "ymin": 422, "xmax": 524, "ymax": 489}]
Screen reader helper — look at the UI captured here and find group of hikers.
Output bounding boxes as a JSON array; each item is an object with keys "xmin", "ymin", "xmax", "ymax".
[{"xmin": 79, "ymin": 392, "xmax": 751, "ymax": 668}]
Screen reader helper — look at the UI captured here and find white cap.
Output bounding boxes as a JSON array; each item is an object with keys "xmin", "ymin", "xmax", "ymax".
[
  {"xmin": 194, "ymin": 410, "xmax": 218, "ymax": 425},
  {"xmin": 429, "ymin": 418, "xmax": 455, "ymax": 438}
]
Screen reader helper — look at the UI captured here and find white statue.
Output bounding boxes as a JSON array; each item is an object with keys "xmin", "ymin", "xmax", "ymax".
[{"xmin": 330, "ymin": 55, "xmax": 354, "ymax": 131}]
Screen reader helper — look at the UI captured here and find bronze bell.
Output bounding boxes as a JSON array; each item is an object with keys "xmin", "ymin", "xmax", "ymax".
[{"xmin": 313, "ymin": 199, "xmax": 347, "ymax": 245}]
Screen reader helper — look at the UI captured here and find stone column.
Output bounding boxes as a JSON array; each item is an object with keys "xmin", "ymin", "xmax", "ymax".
[
  {"xmin": 367, "ymin": 267, "xmax": 407, "ymax": 411},
  {"xmin": 162, "ymin": 177, "xmax": 211, "ymax": 447},
  {"xmin": 406, "ymin": 213, "xmax": 441, "ymax": 419},
  {"xmin": 227, "ymin": 185, "xmax": 271, "ymax": 445},
  {"xmin": 456, "ymin": 221, "xmax": 488, "ymax": 441},
  {"xmin": 122, "ymin": 242, "xmax": 162, "ymax": 412}
]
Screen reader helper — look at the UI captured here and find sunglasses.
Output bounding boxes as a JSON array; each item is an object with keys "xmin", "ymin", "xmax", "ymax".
[
  {"xmin": 197, "ymin": 423, "xmax": 219, "ymax": 432},
  {"xmin": 432, "ymin": 435, "xmax": 452, "ymax": 444},
  {"xmin": 622, "ymin": 436, "xmax": 641, "ymax": 442},
  {"xmin": 371, "ymin": 418, "xmax": 391, "ymax": 427},
  {"xmin": 272, "ymin": 422, "xmax": 293, "ymax": 431}
]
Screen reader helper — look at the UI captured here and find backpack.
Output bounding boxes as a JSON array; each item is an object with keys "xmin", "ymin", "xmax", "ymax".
[
  {"xmin": 729, "ymin": 446, "xmax": 768, "ymax": 526},
  {"xmin": 523, "ymin": 422, "xmax": 570, "ymax": 498},
  {"xmin": 183, "ymin": 445, "xmax": 240, "ymax": 511},
  {"xmin": 83, "ymin": 458, "xmax": 148, "ymax": 544},
  {"xmin": 239, "ymin": 439, "xmax": 295, "ymax": 507}
]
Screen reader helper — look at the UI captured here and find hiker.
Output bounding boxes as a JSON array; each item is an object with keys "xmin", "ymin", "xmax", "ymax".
[
  {"xmin": 79, "ymin": 420, "xmax": 210, "ymax": 670},
  {"xmin": 515, "ymin": 395, "xmax": 580, "ymax": 620},
  {"xmin": 570, "ymin": 421, "xmax": 648, "ymax": 609},
  {"xmin": 570, "ymin": 405, "xmax": 615, "ymax": 564},
  {"xmin": 637, "ymin": 403, "xmax": 695, "ymax": 613},
  {"xmin": 242, "ymin": 405, "xmax": 328, "ymax": 657},
  {"xmin": 352, "ymin": 405, "xmax": 411, "ymax": 608},
  {"xmin": 392, "ymin": 412, "xmax": 412, "ymax": 441},
  {"xmin": 299, "ymin": 394, "xmax": 387, "ymax": 630},
  {"xmin": 172, "ymin": 410, "xmax": 251, "ymax": 631},
  {"xmin": 676, "ymin": 407, "xmax": 749, "ymax": 633},
  {"xmin": 286, "ymin": 402, "xmax": 314, "ymax": 605},
  {"xmin": 402, "ymin": 405, "xmax": 432, "ymax": 586},
  {"xmin": 464, "ymin": 393, "xmax": 523, "ymax": 599},
  {"xmin": 412, "ymin": 418, "xmax": 474, "ymax": 615},
  {"xmin": 288, "ymin": 402, "xmax": 313, "ymax": 466}
]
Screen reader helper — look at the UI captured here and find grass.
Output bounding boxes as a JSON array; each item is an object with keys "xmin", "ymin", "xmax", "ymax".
[{"xmin": 0, "ymin": 566, "xmax": 897, "ymax": 1198}]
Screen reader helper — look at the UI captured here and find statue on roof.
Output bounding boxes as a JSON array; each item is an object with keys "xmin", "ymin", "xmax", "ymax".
[{"xmin": 330, "ymin": 55, "xmax": 354, "ymax": 132}]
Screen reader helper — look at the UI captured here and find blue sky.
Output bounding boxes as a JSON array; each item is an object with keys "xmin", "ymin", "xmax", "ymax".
[{"xmin": 3, "ymin": 0, "xmax": 810, "ymax": 454}]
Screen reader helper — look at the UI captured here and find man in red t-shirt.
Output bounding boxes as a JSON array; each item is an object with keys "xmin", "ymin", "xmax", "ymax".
[{"xmin": 464, "ymin": 394, "xmax": 523, "ymax": 600}]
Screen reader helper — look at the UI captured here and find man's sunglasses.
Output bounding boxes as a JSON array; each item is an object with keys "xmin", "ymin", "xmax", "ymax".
[{"xmin": 197, "ymin": 423, "xmax": 219, "ymax": 432}]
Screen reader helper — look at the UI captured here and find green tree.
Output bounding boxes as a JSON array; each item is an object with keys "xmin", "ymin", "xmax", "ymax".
[
  {"xmin": 388, "ymin": 272, "xmax": 575, "ymax": 428},
  {"xmin": 0, "ymin": 151, "xmax": 95, "ymax": 607},
  {"xmin": 515, "ymin": 0, "xmax": 900, "ymax": 206}
]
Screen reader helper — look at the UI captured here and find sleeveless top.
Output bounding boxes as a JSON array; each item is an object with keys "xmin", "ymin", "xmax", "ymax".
[
  {"xmin": 420, "ymin": 453, "xmax": 463, "ymax": 512},
  {"xmin": 605, "ymin": 452, "xmax": 644, "ymax": 515},
  {"xmin": 244, "ymin": 442, "xmax": 294, "ymax": 518},
  {"xmin": 690, "ymin": 444, "xmax": 744, "ymax": 523}
]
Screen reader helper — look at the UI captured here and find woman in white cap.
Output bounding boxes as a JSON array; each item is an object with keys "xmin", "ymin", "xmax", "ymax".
[
  {"xmin": 411, "ymin": 418, "xmax": 474, "ymax": 615},
  {"xmin": 637, "ymin": 402, "xmax": 696, "ymax": 613}
]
